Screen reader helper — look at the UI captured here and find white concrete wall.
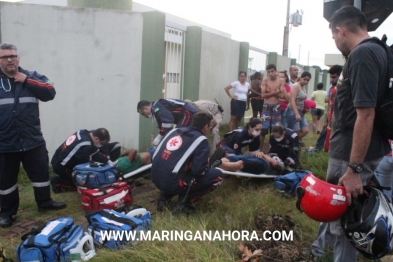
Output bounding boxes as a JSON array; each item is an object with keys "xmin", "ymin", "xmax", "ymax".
[
  {"xmin": 0, "ymin": 3, "xmax": 143, "ymax": 157},
  {"xmin": 307, "ymin": 67, "xmax": 317, "ymax": 98},
  {"xmin": 199, "ymin": 31, "xmax": 240, "ymax": 123},
  {"xmin": 323, "ymin": 73, "xmax": 330, "ymax": 90},
  {"xmin": 324, "ymin": 54, "xmax": 345, "ymax": 67},
  {"xmin": 276, "ymin": 54, "xmax": 292, "ymax": 72}
]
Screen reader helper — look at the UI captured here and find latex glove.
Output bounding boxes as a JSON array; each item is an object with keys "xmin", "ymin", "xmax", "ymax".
[
  {"xmin": 153, "ymin": 134, "xmax": 163, "ymax": 146},
  {"xmin": 107, "ymin": 160, "xmax": 116, "ymax": 166}
]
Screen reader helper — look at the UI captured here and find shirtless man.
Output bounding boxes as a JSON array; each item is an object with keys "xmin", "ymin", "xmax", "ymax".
[{"xmin": 260, "ymin": 64, "xmax": 288, "ymax": 151}]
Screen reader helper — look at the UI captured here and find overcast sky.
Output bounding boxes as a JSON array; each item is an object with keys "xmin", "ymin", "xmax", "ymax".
[{"xmin": 135, "ymin": 0, "xmax": 393, "ymax": 69}]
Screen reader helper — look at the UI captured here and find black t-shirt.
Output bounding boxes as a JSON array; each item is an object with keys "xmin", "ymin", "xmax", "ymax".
[{"xmin": 329, "ymin": 41, "xmax": 390, "ymax": 161}]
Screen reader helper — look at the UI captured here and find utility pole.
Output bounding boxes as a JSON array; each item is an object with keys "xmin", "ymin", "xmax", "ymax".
[{"xmin": 282, "ymin": 0, "xmax": 290, "ymax": 57}]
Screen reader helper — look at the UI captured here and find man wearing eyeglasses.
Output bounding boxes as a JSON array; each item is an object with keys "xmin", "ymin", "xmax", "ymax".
[{"xmin": 0, "ymin": 43, "xmax": 66, "ymax": 228}]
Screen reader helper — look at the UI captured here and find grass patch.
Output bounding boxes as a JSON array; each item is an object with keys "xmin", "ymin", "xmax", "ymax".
[{"xmin": 0, "ymin": 121, "xmax": 377, "ymax": 262}]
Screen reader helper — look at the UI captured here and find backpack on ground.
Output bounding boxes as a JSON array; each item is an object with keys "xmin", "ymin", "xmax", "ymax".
[
  {"xmin": 361, "ymin": 35, "xmax": 393, "ymax": 140},
  {"xmin": 274, "ymin": 170, "xmax": 313, "ymax": 197},
  {"xmin": 78, "ymin": 181, "xmax": 133, "ymax": 211},
  {"xmin": 86, "ymin": 208, "xmax": 151, "ymax": 249},
  {"xmin": 16, "ymin": 217, "xmax": 96, "ymax": 262},
  {"xmin": 73, "ymin": 162, "xmax": 119, "ymax": 188}
]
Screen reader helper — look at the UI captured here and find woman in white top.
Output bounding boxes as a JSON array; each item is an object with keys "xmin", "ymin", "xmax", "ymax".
[{"xmin": 224, "ymin": 71, "xmax": 251, "ymax": 131}]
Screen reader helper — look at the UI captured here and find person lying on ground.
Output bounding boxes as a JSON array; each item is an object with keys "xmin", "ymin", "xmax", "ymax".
[{"xmin": 211, "ymin": 150, "xmax": 285, "ymax": 175}]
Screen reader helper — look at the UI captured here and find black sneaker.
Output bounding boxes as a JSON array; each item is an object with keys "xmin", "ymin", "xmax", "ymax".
[
  {"xmin": 0, "ymin": 216, "xmax": 15, "ymax": 228},
  {"xmin": 157, "ymin": 192, "xmax": 172, "ymax": 212},
  {"xmin": 209, "ymin": 147, "xmax": 225, "ymax": 167}
]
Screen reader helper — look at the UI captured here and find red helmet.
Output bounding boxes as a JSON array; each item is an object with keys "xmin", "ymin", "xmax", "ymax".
[{"xmin": 296, "ymin": 173, "xmax": 348, "ymax": 222}]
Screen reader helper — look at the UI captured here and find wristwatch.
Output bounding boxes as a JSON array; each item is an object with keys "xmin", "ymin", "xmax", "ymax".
[{"xmin": 348, "ymin": 163, "xmax": 364, "ymax": 174}]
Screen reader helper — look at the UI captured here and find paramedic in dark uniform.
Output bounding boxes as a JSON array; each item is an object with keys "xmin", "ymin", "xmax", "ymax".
[
  {"xmin": 217, "ymin": 117, "xmax": 262, "ymax": 155},
  {"xmin": 137, "ymin": 99, "xmax": 198, "ymax": 145},
  {"xmin": 268, "ymin": 124, "xmax": 299, "ymax": 168},
  {"xmin": 0, "ymin": 43, "xmax": 66, "ymax": 228},
  {"xmin": 151, "ymin": 112, "xmax": 223, "ymax": 214},
  {"xmin": 50, "ymin": 128, "xmax": 120, "ymax": 193}
]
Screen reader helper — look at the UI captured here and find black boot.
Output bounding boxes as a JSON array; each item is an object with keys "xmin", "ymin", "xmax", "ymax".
[
  {"xmin": 209, "ymin": 147, "xmax": 226, "ymax": 167},
  {"xmin": 0, "ymin": 216, "xmax": 15, "ymax": 228},
  {"xmin": 172, "ymin": 196, "xmax": 195, "ymax": 215},
  {"xmin": 157, "ymin": 192, "xmax": 172, "ymax": 211}
]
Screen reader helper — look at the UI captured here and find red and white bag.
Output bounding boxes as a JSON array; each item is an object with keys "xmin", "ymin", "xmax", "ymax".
[{"xmin": 78, "ymin": 182, "xmax": 133, "ymax": 212}]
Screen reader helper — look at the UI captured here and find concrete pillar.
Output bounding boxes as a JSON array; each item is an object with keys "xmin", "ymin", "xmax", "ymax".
[
  {"xmin": 239, "ymin": 42, "xmax": 249, "ymax": 73},
  {"xmin": 313, "ymin": 66, "xmax": 321, "ymax": 91},
  {"xmin": 139, "ymin": 11, "xmax": 165, "ymax": 150},
  {"xmin": 322, "ymin": 69, "xmax": 329, "ymax": 90},
  {"xmin": 183, "ymin": 26, "xmax": 202, "ymax": 102},
  {"xmin": 67, "ymin": 0, "xmax": 133, "ymax": 10},
  {"xmin": 268, "ymin": 52, "xmax": 278, "ymax": 66}
]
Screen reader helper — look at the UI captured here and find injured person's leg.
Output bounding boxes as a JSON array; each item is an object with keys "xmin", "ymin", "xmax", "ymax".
[
  {"xmin": 216, "ymin": 155, "xmax": 272, "ymax": 174},
  {"xmin": 218, "ymin": 158, "xmax": 244, "ymax": 172}
]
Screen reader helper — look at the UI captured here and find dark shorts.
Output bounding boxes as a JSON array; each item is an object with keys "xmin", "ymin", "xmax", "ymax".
[
  {"xmin": 230, "ymin": 99, "xmax": 246, "ymax": 117},
  {"xmin": 311, "ymin": 108, "xmax": 324, "ymax": 117},
  {"xmin": 250, "ymin": 97, "xmax": 263, "ymax": 113},
  {"xmin": 227, "ymin": 155, "xmax": 271, "ymax": 174}
]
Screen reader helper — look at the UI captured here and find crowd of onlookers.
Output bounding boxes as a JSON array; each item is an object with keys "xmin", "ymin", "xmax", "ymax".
[{"xmin": 225, "ymin": 63, "xmax": 327, "ymax": 151}]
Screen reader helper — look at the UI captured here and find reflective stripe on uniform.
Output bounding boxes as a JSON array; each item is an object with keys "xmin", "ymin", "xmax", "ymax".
[
  {"xmin": 77, "ymin": 130, "xmax": 82, "ymax": 140},
  {"xmin": 111, "ymin": 142, "xmax": 121, "ymax": 151},
  {"xmin": 32, "ymin": 181, "xmax": 50, "ymax": 187},
  {"xmin": 162, "ymin": 123, "xmax": 174, "ymax": 128},
  {"xmin": 0, "ymin": 183, "xmax": 18, "ymax": 195},
  {"xmin": 19, "ymin": 97, "xmax": 38, "ymax": 103},
  {"xmin": 61, "ymin": 141, "xmax": 91, "ymax": 165},
  {"xmin": 0, "ymin": 98, "xmax": 14, "ymax": 105},
  {"xmin": 172, "ymin": 136, "xmax": 207, "ymax": 174},
  {"xmin": 166, "ymin": 98, "xmax": 185, "ymax": 106}
]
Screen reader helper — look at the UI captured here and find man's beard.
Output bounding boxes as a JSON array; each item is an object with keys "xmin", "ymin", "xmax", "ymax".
[{"xmin": 4, "ymin": 64, "xmax": 17, "ymax": 75}]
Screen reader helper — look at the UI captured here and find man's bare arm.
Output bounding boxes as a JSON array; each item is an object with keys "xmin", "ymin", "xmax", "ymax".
[
  {"xmin": 279, "ymin": 79, "xmax": 289, "ymax": 100},
  {"xmin": 261, "ymin": 79, "xmax": 280, "ymax": 99},
  {"xmin": 338, "ymin": 107, "xmax": 375, "ymax": 205}
]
